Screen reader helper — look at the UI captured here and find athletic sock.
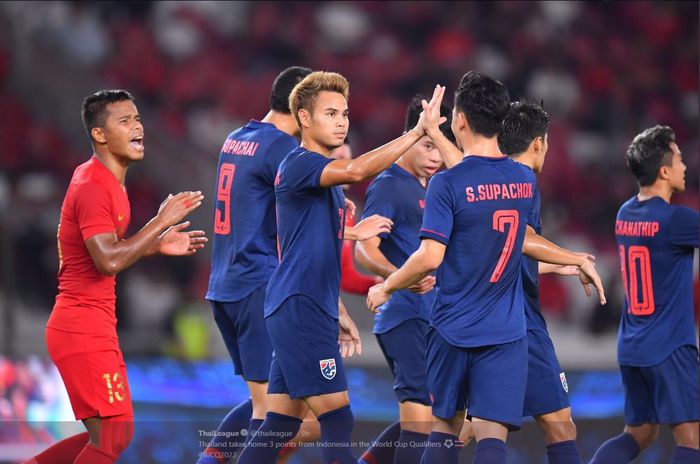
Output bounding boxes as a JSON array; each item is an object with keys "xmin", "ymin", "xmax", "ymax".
[
  {"xmin": 545, "ymin": 440, "xmax": 582, "ymax": 464},
  {"xmin": 197, "ymin": 398, "xmax": 253, "ymax": 464},
  {"xmin": 236, "ymin": 411, "xmax": 302, "ymax": 464},
  {"xmin": 32, "ymin": 432, "xmax": 89, "ymax": 464},
  {"xmin": 393, "ymin": 430, "xmax": 429, "ymax": 464},
  {"xmin": 246, "ymin": 418, "xmax": 264, "ymax": 444},
  {"xmin": 672, "ymin": 446, "xmax": 700, "ymax": 464},
  {"xmin": 420, "ymin": 431, "xmax": 459, "ymax": 464},
  {"xmin": 473, "ymin": 438, "xmax": 506, "ymax": 464},
  {"xmin": 318, "ymin": 405, "xmax": 355, "ymax": 464},
  {"xmin": 589, "ymin": 433, "xmax": 640, "ymax": 464},
  {"xmin": 358, "ymin": 420, "xmax": 401, "ymax": 464}
]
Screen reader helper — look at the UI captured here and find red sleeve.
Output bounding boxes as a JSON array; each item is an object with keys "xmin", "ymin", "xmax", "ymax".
[
  {"xmin": 74, "ymin": 181, "xmax": 116, "ymax": 241},
  {"xmin": 340, "ymin": 240, "xmax": 377, "ymax": 295}
]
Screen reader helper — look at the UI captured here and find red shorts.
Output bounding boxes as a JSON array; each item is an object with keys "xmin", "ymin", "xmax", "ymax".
[{"xmin": 46, "ymin": 327, "xmax": 133, "ymax": 420}]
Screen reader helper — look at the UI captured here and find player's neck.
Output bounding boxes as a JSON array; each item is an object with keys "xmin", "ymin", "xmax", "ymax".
[
  {"xmin": 396, "ymin": 157, "xmax": 427, "ymax": 186},
  {"xmin": 461, "ymin": 134, "xmax": 503, "ymax": 158},
  {"xmin": 300, "ymin": 136, "xmax": 332, "ymax": 157},
  {"xmin": 512, "ymin": 152, "xmax": 536, "ymax": 171},
  {"xmin": 93, "ymin": 151, "xmax": 128, "ymax": 185},
  {"xmin": 638, "ymin": 183, "xmax": 672, "ymax": 203},
  {"xmin": 261, "ymin": 110, "xmax": 300, "ymax": 138}
]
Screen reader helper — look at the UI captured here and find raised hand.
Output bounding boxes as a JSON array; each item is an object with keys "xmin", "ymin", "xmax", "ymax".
[
  {"xmin": 408, "ymin": 275, "xmax": 436, "ymax": 294},
  {"xmin": 159, "ymin": 221, "xmax": 207, "ymax": 256},
  {"xmin": 416, "ymin": 84, "xmax": 447, "ymax": 137},
  {"xmin": 338, "ymin": 312, "xmax": 362, "ymax": 358},
  {"xmin": 157, "ymin": 191, "xmax": 204, "ymax": 227},
  {"xmin": 349, "ymin": 214, "xmax": 393, "ymax": 241}
]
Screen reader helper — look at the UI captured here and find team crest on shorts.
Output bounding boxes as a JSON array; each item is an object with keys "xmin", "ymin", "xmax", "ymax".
[
  {"xmin": 319, "ymin": 358, "xmax": 337, "ymax": 380},
  {"xmin": 560, "ymin": 372, "xmax": 569, "ymax": 393}
]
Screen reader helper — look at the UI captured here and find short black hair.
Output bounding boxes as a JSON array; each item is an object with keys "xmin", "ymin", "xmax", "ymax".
[
  {"xmin": 404, "ymin": 94, "xmax": 456, "ymax": 144},
  {"xmin": 81, "ymin": 89, "xmax": 135, "ymax": 144},
  {"xmin": 454, "ymin": 71, "xmax": 510, "ymax": 137},
  {"xmin": 626, "ymin": 125, "xmax": 676, "ymax": 187},
  {"xmin": 270, "ymin": 66, "xmax": 313, "ymax": 114},
  {"xmin": 498, "ymin": 101, "xmax": 550, "ymax": 156}
]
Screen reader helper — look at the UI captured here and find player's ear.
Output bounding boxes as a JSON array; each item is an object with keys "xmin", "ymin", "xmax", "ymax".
[
  {"xmin": 91, "ymin": 127, "xmax": 107, "ymax": 145},
  {"xmin": 532, "ymin": 136, "xmax": 544, "ymax": 154},
  {"xmin": 298, "ymin": 108, "xmax": 312, "ymax": 129},
  {"xmin": 658, "ymin": 165, "xmax": 671, "ymax": 181},
  {"xmin": 456, "ymin": 112, "xmax": 467, "ymax": 131}
]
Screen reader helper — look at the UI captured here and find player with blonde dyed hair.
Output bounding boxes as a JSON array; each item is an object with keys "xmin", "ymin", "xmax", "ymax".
[{"xmin": 237, "ymin": 73, "xmax": 447, "ymax": 464}]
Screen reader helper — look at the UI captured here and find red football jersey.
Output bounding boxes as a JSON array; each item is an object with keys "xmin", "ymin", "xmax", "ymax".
[{"xmin": 47, "ymin": 157, "xmax": 131, "ymax": 337}]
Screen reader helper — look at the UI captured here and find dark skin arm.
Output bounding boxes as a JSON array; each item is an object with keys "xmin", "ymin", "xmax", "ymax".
[{"xmin": 86, "ymin": 191, "xmax": 204, "ymax": 276}]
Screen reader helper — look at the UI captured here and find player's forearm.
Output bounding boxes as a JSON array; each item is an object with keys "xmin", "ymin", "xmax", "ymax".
[
  {"xmin": 523, "ymin": 230, "xmax": 586, "ymax": 267},
  {"xmin": 383, "ymin": 248, "xmax": 436, "ymax": 293},
  {"xmin": 343, "ymin": 226, "xmax": 361, "ymax": 241},
  {"xmin": 538, "ymin": 262, "xmax": 571, "ymax": 274},
  {"xmin": 94, "ymin": 217, "xmax": 169, "ymax": 275},
  {"xmin": 355, "ymin": 242, "xmax": 398, "ymax": 279},
  {"xmin": 425, "ymin": 128, "xmax": 463, "ymax": 168},
  {"xmin": 335, "ymin": 131, "xmax": 423, "ymax": 184},
  {"xmin": 338, "ymin": 297, "xmax": 349, "ymax": 315}
]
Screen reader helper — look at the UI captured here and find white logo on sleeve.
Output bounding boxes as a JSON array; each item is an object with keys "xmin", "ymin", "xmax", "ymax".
[{"xmin": 560, "ymin": 372, "xmax": 569, "ymax": 393}]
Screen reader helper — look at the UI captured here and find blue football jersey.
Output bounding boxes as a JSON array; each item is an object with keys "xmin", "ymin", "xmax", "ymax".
[
  {"xmin": 206, "ymin": 121, "xmax": 298, "ymax": 302},
  {"xmin": 522, "ymin": 187, "xmax": 548, "ymax": 332},
  {"xmin": 264, "ymin": 147, "xmax": 346, "ymax": 319},
  {"xmin": 419, "ymin": 155, "xmax": 536, "ymax": 348},
  {"xmin": 615, "ymin": 196, "xmax": 698, "ymax": 366},
  {"xmin": 362, "ymin": 164, "xmax": 435, "ymax": 334}
]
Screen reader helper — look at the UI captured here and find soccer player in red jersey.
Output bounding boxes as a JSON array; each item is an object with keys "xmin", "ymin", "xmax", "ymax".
[{"xmin": 25, "ymin": 90, "xmax": 207, "ymax": 464}]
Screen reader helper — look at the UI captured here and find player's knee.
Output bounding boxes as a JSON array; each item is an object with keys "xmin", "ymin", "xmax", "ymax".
[
  {"xmin": 536, "ymin": 413, "xmax": 577, "ymax": 443},
  {"xmin": 671, "ymin": 422, "xmax": 700, "ymax": 448},
  {"xmin": 99, "ymin": 415, "xmax": 134, "ymax": 459},
  {"xmin": 624, "ymin": 424, "xmax": 659, "ymax": 450}
]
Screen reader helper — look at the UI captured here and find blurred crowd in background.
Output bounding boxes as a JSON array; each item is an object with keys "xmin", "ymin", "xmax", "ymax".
[{"xmin": 0, "ymin": 1, "xmax": 697, "ymax": 361}]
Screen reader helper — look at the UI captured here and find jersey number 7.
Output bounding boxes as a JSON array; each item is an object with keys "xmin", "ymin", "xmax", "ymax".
[
  {"xmin": 490, "ymin": 210, "xmax": 519, "ymax": 283},
  {"xmin": 619, "ymin": 245, "xmax": 655, "ymax": 315}
]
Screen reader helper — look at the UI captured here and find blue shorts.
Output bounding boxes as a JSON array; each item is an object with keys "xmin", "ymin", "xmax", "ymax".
[
  {"xmin": 376, "ymin": 319, "xmax": 431, "ymax": 405},
  {"xmin": 266, "ymin": 295, "xmax": 348, "ymax": 399},
  {"xmin": 523, "ymin": 329, "xmax": 570, "ymax": 417},
  {"xmin": 621, "ymin": 345, "xmax": 699, "ymax": 425},
  {"xmin": 210, "ymin": 285, "xmax": 272, "ymax": 382},
  {"xmin": 426, "ymin": 328, "xmax": 527, "ymax": 430}
]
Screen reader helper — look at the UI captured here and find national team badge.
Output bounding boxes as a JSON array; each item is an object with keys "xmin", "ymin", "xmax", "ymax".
[
  {"xmin": 560, "ymin": 372, "xmax": 569, "ymax": 393},
  {"xmin": 320, "ymin": 358, "xmax": 337, "ymax": 380}
]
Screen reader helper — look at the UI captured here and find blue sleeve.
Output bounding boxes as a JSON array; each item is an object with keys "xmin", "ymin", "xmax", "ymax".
[
  {"xmin": 419, "ymin": 174, "xmax": 453, "ymax": 245},
  {"xmin": 527, "ymin": 187, "xmax": 540, "ymax": 229},
  {"xmin": 362, "ymin": 179, "xmax": 398, "ymax": 240},
  {"xmin": 264, "ymin": 136, "xmax": 298, "ymax": 185},
  {"xmin": 286, "ymin": 151, "xmax": 334, "ymax": 193},
  {"xmin": 669, "ymin": 206, "xmax": 699, "ymax": 248}
]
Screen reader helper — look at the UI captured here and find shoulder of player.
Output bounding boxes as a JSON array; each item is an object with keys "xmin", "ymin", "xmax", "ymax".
[
  {"xmin": 278, "ymin": 146, "xmax": 323, "ymax": 172},
  {"xmin": 669, "ymin": 203, "xmax": 699, "ymax": 222},
  {"xmin": 68, "ymin": 177, "xmax": 111, "ymax": 206}
]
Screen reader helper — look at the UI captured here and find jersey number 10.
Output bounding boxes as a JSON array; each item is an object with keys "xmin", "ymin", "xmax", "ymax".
[
  {"xmin": 618, "ymin": 245, "xmax": 655, "ymax": 315},
  {"xmin": 215, "ymin": 163, "xmax": 236, "ymax": 235}
]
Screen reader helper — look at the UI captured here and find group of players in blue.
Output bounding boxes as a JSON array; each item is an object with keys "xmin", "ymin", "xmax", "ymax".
[{"xmin": 201, "ymin": 66, "xmax": 699, "ymax": 464}]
